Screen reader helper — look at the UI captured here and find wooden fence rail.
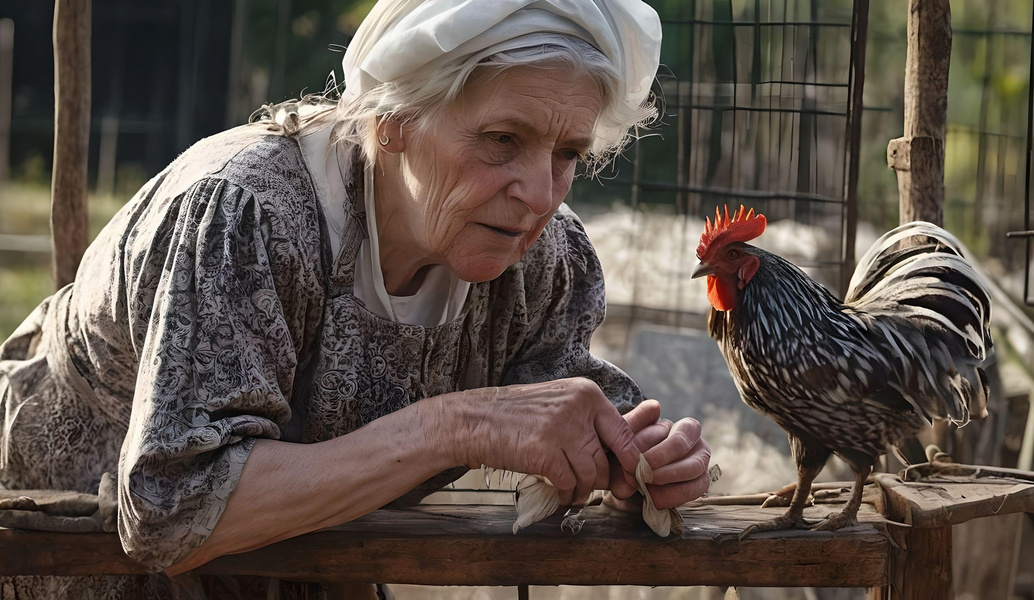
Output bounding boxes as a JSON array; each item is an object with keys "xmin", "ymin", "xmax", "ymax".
[{"xmin": 2, "ymin": 466, "xmax": 1032, "ymax": 598}]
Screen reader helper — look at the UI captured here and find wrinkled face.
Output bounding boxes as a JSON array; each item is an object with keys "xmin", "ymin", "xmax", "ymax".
[{"xmin": 394, "ymin": 65, "xmax": 604, "ymax": 283}]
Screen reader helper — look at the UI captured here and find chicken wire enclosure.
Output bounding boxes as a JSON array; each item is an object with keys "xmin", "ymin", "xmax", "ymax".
[
  {"xmin": 569, "ymin": 0, "xmax": 867, "ymax": 322},
  {"xmin": 984, "ymin": 4, "xmax": 1034, "ymax": 308}
]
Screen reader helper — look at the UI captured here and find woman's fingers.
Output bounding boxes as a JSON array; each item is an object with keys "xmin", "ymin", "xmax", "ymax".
[
  {"xmin": 468, "ymin": 380, "xmax": 713, "ymax": 507},
  {"xmin": 559, "ymin": 444, "xmax": 609, "ymax": 505},
  {"xmin": 642, "ymin": 418, "xmax": 702, "ymax": 469},
  {"xmin": 475, "ymin": 378, "xmax": 647, "ymax": 504},
  {"xmin": 636, "ymin": 417, "xmax": 712, "ymax": 506},
  {"xmin": 559, "ymin": 450, "xmax": 588, "ymax": 505},
  {"xmin": 622, "ymin": 399, "xmax": 661, "ymax": 433},
  {"xmin": 607, "ymin": 453, "xmax": 638, "ymax": 499},
  {"xmin": 591, "ymin": 445, "xmax": 611, "ymax": 491},
  {"xmin": 540, "ymin": 452, "xmax": 577, "ymax": 493},
  {"xmin": 633, "ymin": 421, "xmax": 671, "ymax": 452},
  {"xmin": 646, "ymin": 471, "xmax": 712, "ymax": 510},
  {"xmin": 650, "ymin": 440, "xmax": 711, "ymax": 486},
  {"xmin": 602, "ymin": 491, "xmax": 643, "ymax": 513},
  {"xmin": 594, "ymin": 407, "xmax": 641, "ymax": 475},
  {"xmin": 606, "ymin": 403, "xmax": 666, "ymax": 497}
]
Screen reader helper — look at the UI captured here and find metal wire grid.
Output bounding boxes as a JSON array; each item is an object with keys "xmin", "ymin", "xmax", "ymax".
[
  {"xmin": 570, "ymin": 0, "xmax": 868, "ymax": 318},
  {"xmin": 958, "ymin": 5, "xmax": 1034, "ymax": 305}
]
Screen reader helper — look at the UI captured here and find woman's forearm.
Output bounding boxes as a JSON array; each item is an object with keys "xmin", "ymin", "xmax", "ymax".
[
  {"xmin": 165, "ymin": 394, "xmax": 461, "ymax": 574},
  {"xmin": 165, "ymin": 377, "xmax": 645, "ymax": 574}
]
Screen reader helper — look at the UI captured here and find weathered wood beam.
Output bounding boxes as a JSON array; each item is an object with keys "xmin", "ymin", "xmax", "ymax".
[
  {"xmin": 887, "ymin": 0, "xmax": 951, "ymax": 226},
  {"xmin": 51, "ymin": 0, "xmax": 91, "ymax": 289},
  {"xmin": 0, "ymin": 503, "xmax": 891, "ymax": 588},
  {"xmin": 871, "ymin": 468, "xmax": 1034, "ymax": 600},
  {"xmin": 870, "ymin": 473, "xmax": 954, "ymax": 600}
]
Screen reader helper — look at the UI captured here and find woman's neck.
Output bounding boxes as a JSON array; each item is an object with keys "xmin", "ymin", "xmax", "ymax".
[{"xmin": 370, "ymin": 162, "xmax": 434, "ymax": 296}]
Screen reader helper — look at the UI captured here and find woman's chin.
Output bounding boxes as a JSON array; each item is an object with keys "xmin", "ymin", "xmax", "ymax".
[{"xmin": 448, "ymin": 256, "xmax": 519, "ymax": 283}]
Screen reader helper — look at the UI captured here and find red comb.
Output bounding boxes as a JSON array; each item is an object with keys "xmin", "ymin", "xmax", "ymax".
[{"xmin": 697, "ymin": 205, "xmax": 767, "ymax": 257}]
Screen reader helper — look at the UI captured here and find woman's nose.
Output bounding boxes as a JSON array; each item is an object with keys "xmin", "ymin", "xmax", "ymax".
[{"xmin": 510, "ymin": 155, "xmax": 555, "ymax": 217}]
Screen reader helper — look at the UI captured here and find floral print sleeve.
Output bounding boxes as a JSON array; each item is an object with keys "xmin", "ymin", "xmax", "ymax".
[
  {"xmin": 118, "ymin": 167, "xmax": 325, "ymax": 569},
  {"xmin": 500, "ymin": 205, "xmax": 643, "ymax": 413}
]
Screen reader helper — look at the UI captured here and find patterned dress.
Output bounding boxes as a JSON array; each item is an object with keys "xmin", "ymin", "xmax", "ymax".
[{"xmin": 0, "ymin": 120, "xmax": 641, "ymax": 598}]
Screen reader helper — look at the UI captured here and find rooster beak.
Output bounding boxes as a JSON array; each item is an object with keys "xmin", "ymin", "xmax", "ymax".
[{"xmin": 691, "ymin": 262, "xmax": 714, "ymax": 279}]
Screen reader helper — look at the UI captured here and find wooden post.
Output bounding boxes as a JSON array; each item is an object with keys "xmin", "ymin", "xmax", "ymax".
[
  {"xmin": 885, "ymin": 0, "xmax": 954, "ymax": 469},
  {"xmin": 870, "ymin": 478, "xmax": 955, "ymax": 600},
  {"xmin": 0, "ymin": 19, "xmax": 13, "ymax": 184},
  {"xmin": 51, "ymin": 0, "xmax": 91, "ymax": 289},
  {"xmin": 867, "ymin": 528, "xmax": 953, "ymax": 600},
  {"xmin": 886, "ymin": 0, "xmax": 951, "ymax": 226}
]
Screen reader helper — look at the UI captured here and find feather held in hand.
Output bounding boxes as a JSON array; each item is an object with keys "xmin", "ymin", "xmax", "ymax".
[{"xmin": 509, "ymin": 453, "xmax": 697, "ymax": 537}]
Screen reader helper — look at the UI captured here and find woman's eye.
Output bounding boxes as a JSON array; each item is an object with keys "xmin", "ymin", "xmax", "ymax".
[
  {"xmin": 560, "ymin": 149, "xmax": 583, "ymax": 162},
  {"xmin": 478, "ymin": 132, "xmax": 521, "ymax": 165}
]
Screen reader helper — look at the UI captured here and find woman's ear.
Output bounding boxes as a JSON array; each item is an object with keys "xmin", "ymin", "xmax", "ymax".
[{"xmin": 376, "ymin": 118, "xmax": 406, "ymax": 154}]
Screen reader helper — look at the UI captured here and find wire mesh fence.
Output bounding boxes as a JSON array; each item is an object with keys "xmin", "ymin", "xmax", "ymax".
[
  {"xmin": 2, "ymin": 0, "xmax": 1033, "ymax": 320},
  {"xmin": 570, "ymin": 0, "xmax": 867, "ymax": 325},
  {"xmin": 858, "ymin": 1, "xmax": 1034, "ymax": 307}
]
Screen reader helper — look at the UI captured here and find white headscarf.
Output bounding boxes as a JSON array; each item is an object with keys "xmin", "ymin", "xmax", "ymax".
[{"xmin": 341, "ymin": 0, "xmax": 662, "ymax": 149}]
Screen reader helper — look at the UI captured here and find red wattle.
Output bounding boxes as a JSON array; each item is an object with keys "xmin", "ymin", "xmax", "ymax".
[{"xmin": 706, "ymin": 276, "xmax": 737, "ymax": 311}]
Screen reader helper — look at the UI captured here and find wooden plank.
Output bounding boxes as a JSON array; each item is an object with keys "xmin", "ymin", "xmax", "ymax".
[
  {"xmin": 0, "ymin": 503, "xmax": 891, "ymax": 588},
  {"xmin": 51, "ymin": 0, "xmax": 91, "ymax": 288},
  {"xmin": 874, "ymin": 472, "xmax": 1034, "ymax": 528},
  {"xmin": 0, "ymin": 528, "xmax": 149, "ymax": 576}
]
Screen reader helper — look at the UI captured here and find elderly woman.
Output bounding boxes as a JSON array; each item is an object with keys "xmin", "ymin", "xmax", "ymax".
[{"xmin": 0, "ymin": 0, "xmax": 711, "ymax": 596}]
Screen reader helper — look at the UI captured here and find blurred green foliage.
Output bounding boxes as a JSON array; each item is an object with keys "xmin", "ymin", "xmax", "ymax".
[{"xmin": 0, "ymin": 184, "xmax": 128, "ymax": 338}]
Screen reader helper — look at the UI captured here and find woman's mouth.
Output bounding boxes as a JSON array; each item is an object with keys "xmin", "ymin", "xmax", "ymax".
[{"xmin": 481, "ymin": 224, "xmax": 522, "ymax": 238}]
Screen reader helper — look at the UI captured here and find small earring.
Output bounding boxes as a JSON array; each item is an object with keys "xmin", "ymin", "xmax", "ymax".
[{"xmin": 378, "ymin": 132, "xmax": 390, "ymax": 146}]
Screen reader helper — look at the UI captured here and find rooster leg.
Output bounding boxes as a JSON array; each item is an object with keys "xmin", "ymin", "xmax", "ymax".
[
  {"xmin": 760, "ymin": 481, "xmax": 814, "ymax": 509},
  {"xmin": 740, "ymin": 433, "xmax": 830, "ymax": 540},
  {"xmin": 811, "ymin": 464, "xmax": 872, "ymax": 532}
]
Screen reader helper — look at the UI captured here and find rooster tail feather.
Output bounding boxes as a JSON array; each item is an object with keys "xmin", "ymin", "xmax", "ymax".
[
  {"xmin": 847, "ymin": 221, "xmax": 993, "ymax": 425},
  {"xmin": 847, "ymin": 222, "xmax": 992, "ymax": 359},
  {"xmin": 849, "ymin": 222, "xmax": 964, "ymax": 292}
]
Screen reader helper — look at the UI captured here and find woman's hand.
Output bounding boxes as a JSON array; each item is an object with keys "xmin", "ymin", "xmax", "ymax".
[
  {"xmin": 607, "ymin": 400, "xmax": 712, "ymax": 510},
  {"xmin": 449, "ymin": 377, "xmax": 642, "ymax": 506}
]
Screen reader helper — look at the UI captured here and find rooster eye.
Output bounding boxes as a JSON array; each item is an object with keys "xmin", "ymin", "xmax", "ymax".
[{"xmin": 727, "ymin": 249, "xmax": 740, "ymax": 259}]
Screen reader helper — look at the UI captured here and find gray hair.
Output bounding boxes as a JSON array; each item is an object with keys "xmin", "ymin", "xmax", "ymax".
[
  {"xmin": 258, "ymin": 35, "xmax": 657, "ymax": 175},
  {"xmin": 254, "ymin": 35, "xmax": 653, "ymax": 173}
]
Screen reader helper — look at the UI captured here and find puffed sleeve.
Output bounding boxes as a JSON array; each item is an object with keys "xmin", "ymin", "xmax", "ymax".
[
  {"xmin": 118, "ymin": 176, "xmax": 318, "ymax": 569},
  {"xmin": 501, "ymin": 205, "xmax": 643, "ymax": 412}
]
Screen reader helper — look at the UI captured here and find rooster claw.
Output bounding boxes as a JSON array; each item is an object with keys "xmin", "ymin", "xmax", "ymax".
[
  {"xmin": 739, "ymin": 514, "xmax": 811, "ymax": 540},
  {"xmin": 760, "ymin": 494, "xmax": 791, "ymax": 508},
  {"xmin": 760, "ymin": 483, "xmax": 812, "ymax": 509},
  {"xmin": 760, "ymin": 494, "xmax": 813, "ymax": 509},
  {"xmin": 811, "ymin": 512, "xmax": 859, "ymax": 532}
]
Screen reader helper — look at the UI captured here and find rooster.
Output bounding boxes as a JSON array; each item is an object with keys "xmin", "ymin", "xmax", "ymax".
[{"xmin": 692, "ymin": 205, "xmax": 992, "ymax": 536}]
